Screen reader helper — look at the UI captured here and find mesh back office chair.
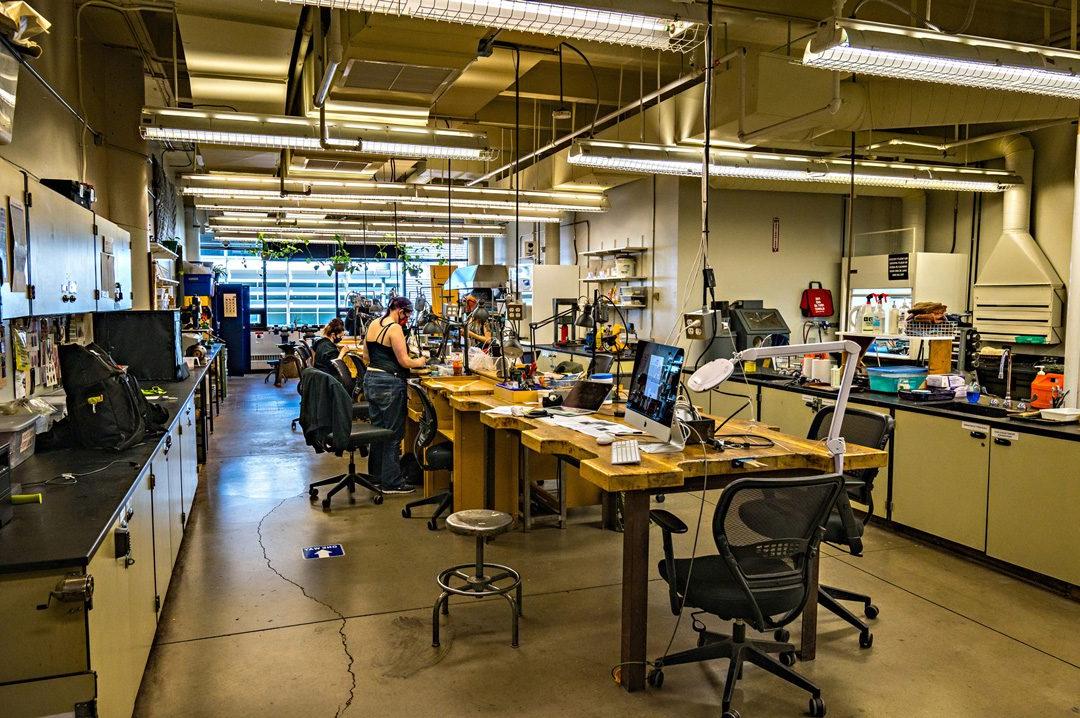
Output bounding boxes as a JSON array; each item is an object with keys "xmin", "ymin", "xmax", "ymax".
[
  {"xmin": 290, "ymin": 343, "xmax": 316, "ymax": 431},
  {"xmin": 300, "ymin": 368, "xmax": 391, "ymax": 510},
  {"xmin": 648, "ymin": 475, "xmax": 842, "ymax": 718},
  {"xmin": 806, "ymin": 406, "xmax": 894, "ymax": 648},
  {"xmin": 401, "ymin": 381, "xmax": 454, "ymax": 530}
]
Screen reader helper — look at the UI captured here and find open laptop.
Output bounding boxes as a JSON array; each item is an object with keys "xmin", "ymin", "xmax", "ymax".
[{"xmin": 545, "ymin": 380, "xmax": 613, "ymax": 416}]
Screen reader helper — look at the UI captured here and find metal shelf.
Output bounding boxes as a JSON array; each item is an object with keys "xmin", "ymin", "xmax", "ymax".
[
  {"xmin": 841, "ymin": 331, "xmax": 953, "ymax": 341},
  {"xmin": 583, "ymin": 274, "xmax": 648, "ymax": 282},
  {"xmin": 580, "ymin": 246, "xmax": 648, "ymax": 258},
  {"xmin": 149, "ymin": 242, "xmax": 178, "ymax": 261}
]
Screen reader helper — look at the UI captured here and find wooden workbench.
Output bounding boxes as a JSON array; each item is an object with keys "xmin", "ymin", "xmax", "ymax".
[{"xmin": 417, "ymin": 372, "xmax": 888, "ymax": 692}]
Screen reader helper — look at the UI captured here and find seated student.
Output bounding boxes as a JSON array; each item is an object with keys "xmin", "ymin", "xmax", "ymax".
[
  {"xmin": 464, "ymin": 294, "xmax": 492, "ymax": 348},
  {"xmin": 312, "ymin": 318, "xmax": 346, "ymax": 374}
]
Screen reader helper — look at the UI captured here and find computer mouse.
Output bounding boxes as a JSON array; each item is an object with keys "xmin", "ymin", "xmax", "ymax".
[{"xmin": 596, "ymin": 432, "xmax": 615, "ymax": 445}]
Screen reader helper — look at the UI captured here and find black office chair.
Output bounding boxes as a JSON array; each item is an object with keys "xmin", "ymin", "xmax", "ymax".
[
  {"xmin": 401, "ymin": 381, "xmax": 454, "ymax": 530},
  {"xmin": 647, "ymin": 475, "xmax": 843, "ymax": 718},
  {"xmin": 290, "ymin": 344, "xmax": 316, "ymax": 430},
  {"xmin": 299, "ymin": 368, "xmax": 391, "ymax": 510},
  {"xmin": 805, "ymin": 406, "xmax": 894, "ymax": 649}
]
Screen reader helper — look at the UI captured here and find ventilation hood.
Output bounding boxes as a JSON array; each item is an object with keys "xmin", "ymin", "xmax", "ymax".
[
  {"xmin": 973, "ymin": 137, "xmax": 1065, "ymax": 344},
  {"xmin": 448, "ymin": 264, "xmax": 509, "ymax": 291}
]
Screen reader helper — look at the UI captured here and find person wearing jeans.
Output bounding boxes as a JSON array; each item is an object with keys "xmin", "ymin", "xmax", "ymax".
[{"xmin": 363, "ymin": 297, "xmax": 426, "ymax": 493}]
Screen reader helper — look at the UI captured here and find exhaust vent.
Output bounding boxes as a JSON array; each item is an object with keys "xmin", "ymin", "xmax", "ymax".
[
  {"xmin": 343, "ymin": 60, "xmax": 457, "ymax": 96},
  {"xmin": 973, "ymin": 137, "xmax": 1065, "ymax": 344}
]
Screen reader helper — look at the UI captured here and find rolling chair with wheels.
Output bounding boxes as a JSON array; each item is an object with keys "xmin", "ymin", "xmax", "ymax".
[
  {"xmin": 298, "ymin": 368, "xmax": 389, "ymax": 510},
  {"xmin": 647, "ymin": 474, "xmax": 843, "ymax": 718},
  {"xmin": 290, "ymin": 344, "xmax": 316, "ymax": 430},
  {"xmin": 805, "ymin": 406, "xmax": 894, "ymax": 649},
  {"xmin": 331, "ymin": 358, "xmax": 370, "ymax": 421},
  {"xmin": 401, "ymin": 381, "xmax": 454, "ymax": 530}
]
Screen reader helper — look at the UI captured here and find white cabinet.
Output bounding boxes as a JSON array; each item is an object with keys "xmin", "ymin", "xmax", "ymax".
[
  {"xmin": 0, "ymin": 163, "xmax": 30, "ymax": 318},
  {"xmin": 892, "ymin": 412, "xmax": 990, "ymax": 550},
  {"xmin": 987, "ymin": 431, "xmax": 1080, "ymax": 584},
  {"xmin": 179, "ymin": 397, "xmax": 199, "ymax": 522},
  {"xmin": 26, "ymin": 180, "xmax": 98, "ymax": 315},
  {"xmin": 94, "ymin": 215, "xmax": 133, "ymax": 312},
  {"xmin": 87, "ymin": 471, "xmax": 157, "ymax": 718}
]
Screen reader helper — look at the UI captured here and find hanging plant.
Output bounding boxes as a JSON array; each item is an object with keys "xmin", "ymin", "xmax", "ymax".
[
  {"xmin": 253, "ymin": 232, "xmax": 306, "ymax": 261},
  {"xmin": 326, "ymin": 234, "xmax": 362, "ymax": 277},
  {"xmin": 431, "ymin": 236, "xmax": 448, "ymax": 266}
]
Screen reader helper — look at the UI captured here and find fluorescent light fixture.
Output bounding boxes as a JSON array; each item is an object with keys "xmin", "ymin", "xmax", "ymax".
[
  {"xmin": 209, "ymin": 218, "xmax": 503, "ymax": 237},
  {"xmin": 213, "ymin": 216, "xmax": 502, "ymax": 232},
  {"xmin": 209, "ymin": 226, "xmax": 490, "ymax": 240},
  {"xmin": 274, "ymin": 0, "xmax": 704, "ymax": 52},
  {"xmin": 568, "ymin": 140, "xmax": 1021, "ymax": 192},
  {"xmin": 141, "ymin": 107, "xmax": 497, "ymax": 161},
  {"xmin": 181, "ymin": 173, "xmax": 606, "ymax": 212},
  {"xmin": 804, "ymin": 17, "xmax": 1080, "ymax": 99},
  {"xmin": 210, "ymin": 235, "xmax": 464, "ymax": 246},
  {"xmin": 194, "ymin": 201, "xmax": 560, "ymax": 223}
]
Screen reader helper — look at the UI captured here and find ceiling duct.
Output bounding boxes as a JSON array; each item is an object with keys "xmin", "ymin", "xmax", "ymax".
[
  {"xmin": 973, "ymin": 136, "xmax": 1065, "ymax": 345},
  {"xmin": 448, "ymin": 264, "xmax": 509, "ymax": 290}
]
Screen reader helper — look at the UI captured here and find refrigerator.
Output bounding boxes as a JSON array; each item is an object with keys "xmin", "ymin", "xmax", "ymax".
[{"xmin": 215, "ymin": 284, "xmax": 252, "ymax": 375}]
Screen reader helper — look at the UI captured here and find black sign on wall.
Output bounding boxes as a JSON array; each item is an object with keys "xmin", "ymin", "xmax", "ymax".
[{"xmin": 888, "ymin": 253, "xmax": 910, "ymax": 281}]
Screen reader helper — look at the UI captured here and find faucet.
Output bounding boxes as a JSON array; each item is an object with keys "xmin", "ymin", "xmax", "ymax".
[{"xmin": 997, "ymin": 345, "xmax": 1013, "ymax": 409}]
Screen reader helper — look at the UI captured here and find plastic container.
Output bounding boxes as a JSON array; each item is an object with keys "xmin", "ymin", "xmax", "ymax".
[
  {"xmin": 866, "ymin": 366, "xmax": 928, "ymax": 393},
  {"xmin": 0, "ymin": 414, "xmax": 38, "ymax": 468}
]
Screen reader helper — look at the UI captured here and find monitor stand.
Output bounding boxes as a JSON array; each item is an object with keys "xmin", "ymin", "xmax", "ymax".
[{"xmin": 640, "ymin": 420, "xmax": 687, "ymax": 454}]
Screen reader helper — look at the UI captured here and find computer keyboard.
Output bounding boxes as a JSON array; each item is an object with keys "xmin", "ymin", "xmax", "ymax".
[{"xmin": 611, "ymin": 440, "xmax": 642, "ymax": 465}]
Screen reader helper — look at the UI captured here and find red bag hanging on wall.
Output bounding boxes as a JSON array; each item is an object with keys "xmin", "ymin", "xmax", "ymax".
[{"xmin": 800, "ymin": 281, "xmax": 834, "ymax": 318}]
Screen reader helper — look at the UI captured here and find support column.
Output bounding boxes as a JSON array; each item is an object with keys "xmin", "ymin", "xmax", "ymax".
[
  {"xmin": 467, "ymin": 237, "xmax": 480, "ymax": 265},
  {"xmin": 543, "ymin": 222, "xmax": 561, "ymax": 264},
  {"xmin": 480, "ymin": 236, "xmax": 495, "ymax": 264},
  {"xmin": 184, "ymin": 205, "xmax": 201, "ymax": 262},
  {"xmin": 1064, "ymin": 124, "xmax": 1080, "ymax": 409}
]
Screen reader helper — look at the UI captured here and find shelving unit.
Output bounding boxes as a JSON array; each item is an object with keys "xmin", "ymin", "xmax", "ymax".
[
  {"xmin": 579, "ymin": 246, "xmax": 647, "ymax": 259},
  {"xmin": 149, "ymin": 241, "xmax": 179, "ymax": 310},
  {"xmin": 580, "ymin": 276, "xmax": 648, "ymax": 283}
]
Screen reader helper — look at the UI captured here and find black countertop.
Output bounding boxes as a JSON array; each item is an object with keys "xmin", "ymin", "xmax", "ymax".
[
  {"xmin": 0, "ymin": 347, "xmax": 219, "ymax": 575},
  {"xmin": 729, "ymin": 372, "xmax": 1080, "ymax": 442}
]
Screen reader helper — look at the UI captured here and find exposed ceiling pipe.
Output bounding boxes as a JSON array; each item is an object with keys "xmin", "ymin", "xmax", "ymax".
[
  {"xmin": 901, "ymin": 190, "xmax": 926, "ymax": 253},
  {"xmin": 856, "ymin": 119, "xmax": 1075, "ymax": 156},
  {"xmin": 467, "ymin": 66, "xmax": 714, "ymax": 186},
  {"xmin": 739, "ymin": 53, "xmax": 841, "ymax": 143},
  {"xmin": 313, "ymin": 10, "xmax": 342, "ymax": 109}
]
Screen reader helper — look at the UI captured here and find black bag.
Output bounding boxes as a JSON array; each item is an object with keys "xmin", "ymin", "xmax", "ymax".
[{"xmin": 58, "ymin": 343, "xmax": 169, "ymax": 451}]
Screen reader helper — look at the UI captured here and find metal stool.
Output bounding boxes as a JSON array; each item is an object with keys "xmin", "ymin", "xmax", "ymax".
[{"xmin": 432, "ymin": 509, "xmax": 522, "ymax": 648}]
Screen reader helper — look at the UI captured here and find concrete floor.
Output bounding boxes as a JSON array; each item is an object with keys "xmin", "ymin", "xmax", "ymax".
[{"xmin": 135, "ymin": 377, "xmax": 1080, "ymax": 717}]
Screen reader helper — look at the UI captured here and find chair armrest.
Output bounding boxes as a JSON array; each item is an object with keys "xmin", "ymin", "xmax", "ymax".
[{"xmin": 649, "ymin": 509, "xmax": 688, "ymax": 535}]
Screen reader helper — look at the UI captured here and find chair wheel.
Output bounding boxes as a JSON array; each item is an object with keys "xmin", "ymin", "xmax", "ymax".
[
  {"xmin": 864, "ymin": 603, "xmax": 879, "ymax": 619},
  {"xmin": 401, "ymin": 508, "xmax": 411, "ymax": 518},
  {"xmin": 859, "ymin": 631, "xmax": 874, "ymax": 649},
  {"xmin": 646, "ymin": 668, "xmax": 664, "ymax": 688},
  {"xmin": 308, "ymin": 488, "xmax": 318, "ymax": 501},
  {"xmin": 780, "ymin": 651, "xmax": 797, "ymax": 666},
  {"xmin": 808, "ymin": 696, "xmax": 826, "ymax": 717},
  {"xmin": 774, "ymin": 628, "xmax": 790, "ymax": 643},
  {"xmin": 427, "ymin": 518, "xmax": 438, "ymax": 531},
  {"xmin": 371, "ymin": 493, "xmax": 384, "ymax": 505},
  {"xmin": 655, "ymin": 494, "xmax": 666, "ymax": 503},
  {"xmin": 696, "ymin": 631, "xmax": 708, "ymax": 647},
  {"xmin": 722, "ymin": 710, "xmax": 740, "ymax": 718},
  {"xmin": 321, "ymin": 498, "xmax": 331, "ymax": 510}
]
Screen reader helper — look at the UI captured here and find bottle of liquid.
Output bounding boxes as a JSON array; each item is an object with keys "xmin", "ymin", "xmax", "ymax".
[
  {"xmin": 870, "ymin": 294, "xmax": 884, "ymax": 334},
  {"xmin": 898, "ymin": 298, "xmax": 910, "ymax": 336},
  {"xmin": 860, "ymin": 295, "xmax": 876, "ymax": 333},
  {"xmin": 883, "ymin": 294, "xmax": 899, "ymax": 334}
]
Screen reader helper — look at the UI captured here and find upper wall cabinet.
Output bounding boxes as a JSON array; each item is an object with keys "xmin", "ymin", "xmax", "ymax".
[
  {"xmin": 95, "ymin": 215, "xmax": 133, "ymax": 312},
  {"xmin": 27, "ymin": 181, "xmax": 98, "ymax": 316},
  {"xmin": 0, "ymin": 162, "xmax": 30, "ymax": 318}
]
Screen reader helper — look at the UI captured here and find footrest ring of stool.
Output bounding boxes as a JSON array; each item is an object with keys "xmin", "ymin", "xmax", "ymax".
[{"xmin": 436, "ymin": 562, "xmax": 521, "ymax": 598}]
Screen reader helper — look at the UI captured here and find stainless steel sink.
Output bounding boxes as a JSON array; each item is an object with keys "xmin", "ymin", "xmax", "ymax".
[{"xmin": 948, "ymin": 402, "xmax": 1013, "ymax": 419}]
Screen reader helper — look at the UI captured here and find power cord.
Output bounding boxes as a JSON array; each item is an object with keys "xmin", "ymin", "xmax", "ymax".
[{"xmin": 23, "ymin": 459, "xmax": 139, "ymax": 489}]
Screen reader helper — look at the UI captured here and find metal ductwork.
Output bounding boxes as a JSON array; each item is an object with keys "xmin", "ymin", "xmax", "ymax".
[
  {"xmin": 973, "ymin": 136, "xmax": 1065, "ymax": 344},
  {"xmin": 448, "ymin": 264, "xmax": 509, "ymax": 290}
]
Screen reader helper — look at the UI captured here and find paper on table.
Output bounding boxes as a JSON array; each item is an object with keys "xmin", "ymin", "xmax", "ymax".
[{"xmin": 538, "ymin": 416, "xmax": 643, "ymax": 438}]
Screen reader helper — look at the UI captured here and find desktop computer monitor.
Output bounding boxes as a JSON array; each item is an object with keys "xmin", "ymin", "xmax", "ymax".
[{"xmin": 625, "ymin": 340, "xmax": 685, "ymax": 445}]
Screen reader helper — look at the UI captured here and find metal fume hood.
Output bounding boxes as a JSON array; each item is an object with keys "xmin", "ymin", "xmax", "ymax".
[
  {"xmin": 447, "ymin": 264, "xmax": 509, "ymax": 291},
  {"xmin": 973, "ymin": 138, "xmax": 1065, "ymax": 344}
]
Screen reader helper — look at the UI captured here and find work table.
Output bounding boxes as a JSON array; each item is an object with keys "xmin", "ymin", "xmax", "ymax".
[{"xmin": 0, "ymin": 347, "xmax": 218, "ymax": 574}]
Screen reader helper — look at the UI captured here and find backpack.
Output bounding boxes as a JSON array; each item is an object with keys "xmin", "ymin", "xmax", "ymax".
[{"xmin": 58, "ymin": 343, "xmax": 169, "ymax": 452}]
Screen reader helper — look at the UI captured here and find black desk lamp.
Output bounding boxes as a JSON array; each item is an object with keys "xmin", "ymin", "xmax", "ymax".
[{"xmin": 578, "ymin": 290, "xmax": 628, "ymax": 416}]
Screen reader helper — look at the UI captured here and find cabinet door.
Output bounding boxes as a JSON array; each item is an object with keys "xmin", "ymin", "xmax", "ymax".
[
  {"xmin": 94, "ymin": 215, "xmax": 133, "ymax": 312},
  {"xmin": 848, "ymin": 401, "xmax": 893, "ymax": 519},
  {"xmin": 987, "ymin": 431, "xmax": 1080, "ymax": 584},
  {"xmin": 179, "ymin": 399, "xmax": 199, "ymax": 521},
  {"xmin": 150, "ymin": 453, "xmax": 173, "ymax": 605},
  {"xmin": 88, "ymin": 510, "xmax": 135, "ymax": 718},
  {"xmin": 759, "ymin": 387, "xmax": 816, "ymax": 438},
  {"xmin": 0, "ymin": 672, "xmax": 97, "ymax": 718},
  {"xmin": 892, "ymin": 413, "xmax": 990, "ymax": 550},
  {"xmin": 26, "ymin": 180, "xmax": 98, "ymax": 315},
  {"xmin": 0, "ymin": 162, "xmax": 30, "ymax": 318},
  {"xmin": 0, "ymin": 569, "xmax": 88, "ymax": 684},
  {"xmin": 166, "ymin": 428, "xmax": 184, "ymax": 564}
]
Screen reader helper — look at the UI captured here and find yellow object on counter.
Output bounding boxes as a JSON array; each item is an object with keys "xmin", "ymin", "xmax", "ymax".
[{"xmin": 11, "ymin": 493, "xmax": 42, "ymax": 504}]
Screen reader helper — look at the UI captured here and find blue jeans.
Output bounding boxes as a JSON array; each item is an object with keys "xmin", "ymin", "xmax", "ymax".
[{"xmin": 363, "ymin": 370, "xmax": 408, "ymax": 488}]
